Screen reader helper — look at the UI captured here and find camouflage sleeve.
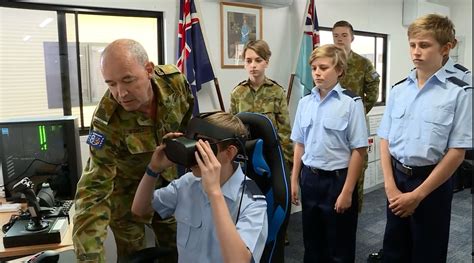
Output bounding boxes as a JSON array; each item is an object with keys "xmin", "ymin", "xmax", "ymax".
[
  {"xmin": 73, "ymin": 119, "xmax": 121, "ymax": 261},
  {"xmin": 363, "ymin": 61, "xmax": 380, "ymax": 113},
  {"xmin": 175, "ymin": 73, "xmax": 194, "ymax": 132},
  {"xmin": 155, "ymin": 65, "xmax": 194, "ymax": 132},
  {"xmin": 229, "ymin": 88, "xmax": 238, "ymax": 114},
  {"xmin": 155, "ymin": 66, "xmax": 194, "ymax": 181},
  {"xmin": 274, "ymin": 89, "xmax": 294, "ymax": 169}
]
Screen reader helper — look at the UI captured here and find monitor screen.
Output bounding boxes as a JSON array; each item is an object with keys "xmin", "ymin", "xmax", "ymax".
[{"xmin": 0, "ymin": 116, "xmax": 82, "ymax": 201}]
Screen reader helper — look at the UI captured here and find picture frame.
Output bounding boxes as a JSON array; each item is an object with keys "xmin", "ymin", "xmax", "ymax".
[{"xmin": 220, "ymin": 2, "xmax": 262, "ymax": 68}]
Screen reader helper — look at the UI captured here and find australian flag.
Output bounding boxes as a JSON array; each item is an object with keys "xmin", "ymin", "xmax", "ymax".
[{"xmin": 177, "ymin": 0, "xmax": 215, "ymax": 115}]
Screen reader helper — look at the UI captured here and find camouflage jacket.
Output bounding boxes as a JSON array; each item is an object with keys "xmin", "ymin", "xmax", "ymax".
[
  {"xmin": 339, "ymin": 51, "xmax": 380, "ymax": 113},
  {"xmin": 73, "ymin": 64, "xmax": 193, "ymax": 258},
  {"xmin": 230, "ymin": 77, "xmax": 293, "ymax": 168}
]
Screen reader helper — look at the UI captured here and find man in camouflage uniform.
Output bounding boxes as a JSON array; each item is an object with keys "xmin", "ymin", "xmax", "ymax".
[
  {"xmin": 332, "ymin": 21, "xmax": 380, "ymax": 212},
  {"xmin": 73, "ymin": 39, "xmax": 194, "ymax": 262}
]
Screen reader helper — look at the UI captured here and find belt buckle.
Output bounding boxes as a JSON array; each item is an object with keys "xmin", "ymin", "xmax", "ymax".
[{"xmin": 402, "ymin": 163, "xmax": 413, "ymax": 176}]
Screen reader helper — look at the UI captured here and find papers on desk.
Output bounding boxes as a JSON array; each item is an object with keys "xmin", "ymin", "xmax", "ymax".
[{"xmin": 0, "ymin": 203, "xmax": 21, "ymax": 212}]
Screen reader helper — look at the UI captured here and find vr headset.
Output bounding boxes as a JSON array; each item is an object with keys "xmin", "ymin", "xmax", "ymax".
[{"xmin": 164, "ymin": 113, "xmax": 246, "ymax": 168}]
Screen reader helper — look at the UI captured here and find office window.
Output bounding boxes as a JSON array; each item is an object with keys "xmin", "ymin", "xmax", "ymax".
[
  {"xmin": 319, "ymin": 27, "xmax": 388, "ymax": 105},
  {"xmin": 0, "ymin": 8, "xmax": 63, "ymax": 119},
  {"xmin": 0, "ymin": 3, "xmax": 164, "ymax": 134}
]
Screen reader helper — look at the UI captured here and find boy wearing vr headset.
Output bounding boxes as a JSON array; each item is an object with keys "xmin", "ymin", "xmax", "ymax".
[{"xmin": 132, "ymin": 112, "xmax": 268, "ymax": 262}]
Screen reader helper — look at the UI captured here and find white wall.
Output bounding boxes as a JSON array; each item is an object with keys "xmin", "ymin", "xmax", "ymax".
[{"xmin": 25, "ymin": 0, "xmax": 472, "ymax": 113}]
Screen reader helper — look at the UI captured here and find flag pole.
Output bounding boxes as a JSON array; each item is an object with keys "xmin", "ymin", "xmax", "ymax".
[
  {"xmin": 287, "ymin": 0, "xmax": 312, "ymax": 104},
  {"xmin": 193, "ymin": 0, "xmax": 223, "ymax": 110},
  {"xmin": 213, "ymin": 78, "xmax": 225, "ymax": 111},
  {"xmin": 287, "ymin": 74, "xmax": 295, "ymax": 105}
]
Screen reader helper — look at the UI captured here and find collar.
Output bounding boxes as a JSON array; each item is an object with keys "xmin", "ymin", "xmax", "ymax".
[
  {"xmin": 407, "ymin": 67, "xmax": 449, "ymax": 88},
  {"xmin": 201, "ymin": 164, "xmax": 245, "ymax": 203},
  {"xmin": 310, "ymin": 83, "xmax": 342, "ymax": 100},
  {"xmin": 242, "ymin": 77, "xmax": 273, "ymax": 87},
  {"xmin": 220, "ymin": 164, "xmax": 246, "ymax": 202},
  {"xmin": 443, "ymin": 57, "xmax": 457, "ymax": 73}
]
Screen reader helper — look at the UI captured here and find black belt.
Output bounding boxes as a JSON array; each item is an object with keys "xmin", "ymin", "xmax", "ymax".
[
  {"xmin": 304, "ymin": 165, "xmax": 347, "ymax": 176},
  {"xmin": 391, "ymin": 157, "xmax": 436, "ymax": 176}
]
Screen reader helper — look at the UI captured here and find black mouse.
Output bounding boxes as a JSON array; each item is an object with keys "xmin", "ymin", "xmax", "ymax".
[{"xmin": 27, "ymin": 250, "xmax": 60, "ymax": 263}]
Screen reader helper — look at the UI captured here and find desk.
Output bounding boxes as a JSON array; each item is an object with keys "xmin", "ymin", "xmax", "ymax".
[{"xmin": 0, "ymin": 198, "xmax": 74, "ymax": 260}]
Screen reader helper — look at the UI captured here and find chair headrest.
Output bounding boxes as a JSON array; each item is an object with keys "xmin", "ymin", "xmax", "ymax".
[{"xmin": 245, "ymin": 139, "xmax": 270, "ymax": 178}]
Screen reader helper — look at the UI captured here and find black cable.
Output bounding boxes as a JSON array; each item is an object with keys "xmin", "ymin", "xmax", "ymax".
[
  {"xmin": 7, "ymin": 158, "xmax": 64, "ymax": 186},
  {"xmin": 235, "ymin": 175, "xmax": 246, "ymax": 225}
]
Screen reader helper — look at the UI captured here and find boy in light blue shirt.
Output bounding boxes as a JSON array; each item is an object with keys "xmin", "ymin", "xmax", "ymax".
[
  {"xmin": 132, "ymin": 112, "xmax": 268, "ymax": 262},
  {"xmin": 290, "ymin": 44, "xmax": 368, "ymax": 262},
  {"xmin": 377, "ymin": 14, "xmax": 472, "ymax": 262}
]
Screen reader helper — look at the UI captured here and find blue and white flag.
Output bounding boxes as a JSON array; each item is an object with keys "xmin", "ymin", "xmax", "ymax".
[
  {"xmin": 295, "ymin": 0, "xmax": 320, "ymax": 96},
  {"xmin": 177, "ymin": 0, "xmax": 215, "ymax": 114}
]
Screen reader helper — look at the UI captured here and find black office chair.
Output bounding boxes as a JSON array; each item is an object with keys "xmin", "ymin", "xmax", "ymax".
[{"xmin": 236, "ymin": 112, "xmax": 291, "ymax": 263}]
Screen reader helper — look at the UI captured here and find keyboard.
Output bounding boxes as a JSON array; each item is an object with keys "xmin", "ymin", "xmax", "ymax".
[{"xmin": 42, "ymin": 200, "xmax": 74, "ymax": 220}]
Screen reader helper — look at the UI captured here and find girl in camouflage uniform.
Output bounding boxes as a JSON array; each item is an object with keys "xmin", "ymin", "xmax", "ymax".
[{"xmin": 230, "ymin": 40, "xmax": 293, "ymax": 171}]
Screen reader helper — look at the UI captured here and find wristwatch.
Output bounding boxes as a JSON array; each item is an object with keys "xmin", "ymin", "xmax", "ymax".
[{"xmin": 146, "ymin": 165, "xmax": 161, "ymax": 178}]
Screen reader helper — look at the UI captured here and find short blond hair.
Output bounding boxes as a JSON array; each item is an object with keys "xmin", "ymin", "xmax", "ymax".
[
  {"xmin": 408, "ymin": 14, "xmax": 456, "ymax": 47},
  {"xmin": 308, "ymin": 44, "xmax": 347, "ymax": 78},
  {"xmin": 204, "ymin": 112, "xmax": 247, "ymax": 139},
  {"xmin": 242, "ymin": 40, "xmax": 272, "ymax": 61}
]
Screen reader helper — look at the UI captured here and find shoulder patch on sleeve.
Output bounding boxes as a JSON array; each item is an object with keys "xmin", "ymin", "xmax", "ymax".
[
  {"xmin": 371, "ymin": 71, "xmax": 380, "ymax": 79},
  {"xmin": 454, "ymin": 63, "xmax": 469, "ymax": 73},
  {"xmin": 392, "ymin": 78, "xmax": 407, "ymax": 88},
  {"xmin": 86, "ymin": 130, "xmax": 106, "ymax": 149},
  {"xmin": 155, "ymin": 64, "xmax": 180, "ymax": 76},
  {"xmin": 244, "ymin": 179, "xmax": 266, "ymax": 200},
  {"xmin": 342, "ymin": 89, "xmax": 362, "ymax": 101},
  {"xmin": 447, "ymin": 76, "xmax": 469, "ymax": 87}
]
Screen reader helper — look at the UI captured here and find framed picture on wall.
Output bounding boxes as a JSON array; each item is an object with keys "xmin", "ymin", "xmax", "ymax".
[{"xmin": 220, "ymin": 2, "xmax": 262, "ymax": 68}]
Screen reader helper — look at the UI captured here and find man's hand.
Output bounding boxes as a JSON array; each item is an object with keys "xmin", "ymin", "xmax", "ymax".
[
  {"xmin": 149, "ymin": 132, "xmax": 182, "ymax": 172},
  {"xmin": 195, "ymin": 140, "xmax": 222, "ymax": 196}
]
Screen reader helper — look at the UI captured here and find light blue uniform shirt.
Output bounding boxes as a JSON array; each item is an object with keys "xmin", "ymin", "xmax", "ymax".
[
  {"xmin": 291, "ymin": 83, "xmax": 369, "ymax": 170},
  {"xmin": 151, "ymin": 165, "xmax": 268, "ymax": 263},
  {"xmin": 377, "ymin": 67, "xmax": 473, "ymax": 166},
  {"xmin": 444, "ymin": 57, "xmax": 472, "ymax": 85}
]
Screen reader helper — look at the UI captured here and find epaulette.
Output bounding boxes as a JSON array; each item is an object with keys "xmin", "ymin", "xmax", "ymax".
[
  {"xmin": 392, "ymin": 78, "xmax": 407, "ymax": 88},
  {"xmin": 267, "ymin": 78, "xmax": 282, "ymax": 88},
  {"xmin": 454, "ymin": 63, "xmax": 469, "ymax": 73},
  {"xmin": 93, "ymin": 91, "xmax": 118, "ymax": 126},
  {"xmin": 237, "ymin": 79, "xmax": 249, "ymax": 86},
  {"xmin": 342, "ymin": 89, "xmax": 361, "ymax": 101},
  {"xmin": 155, "ymin": 64, "xmax": 180, "ymax": 76},
  {"xmin": 447, "ymin": 76, "xmax": 469, "ymax": 87},
  {"xmin": 244, "ymin": 180, "xmax": 266, "ymax": 200}
]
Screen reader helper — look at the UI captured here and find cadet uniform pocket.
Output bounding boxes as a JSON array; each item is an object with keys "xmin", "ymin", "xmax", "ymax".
[
  {"xmin": 323, "ymin": 117, "xmax": 349, "ymax": 148},
  {"xmin": 175, "ymin": 206, "xmax": 203, "ymax": 249},
  {"xmin": 388, "ymin": 106, "xmax": 406, "ymax": 143},
  {"xmin": 421, "ymin": 108, "xmax": 454, "ymax": 147}
]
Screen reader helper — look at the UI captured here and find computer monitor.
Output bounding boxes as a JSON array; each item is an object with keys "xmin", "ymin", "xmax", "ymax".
[{"xmin": 0, "ymin": 116, "xmax": 82, "ymax": 201}]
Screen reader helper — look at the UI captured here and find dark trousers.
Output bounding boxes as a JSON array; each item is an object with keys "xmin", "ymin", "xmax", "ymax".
[
  {"xmin": 382, "ymin": 162, "xmax": 453, "ymax": 263},
  {"xmin": 300, "ymin": 165, "xmax": 358, "ymax": 263}
]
